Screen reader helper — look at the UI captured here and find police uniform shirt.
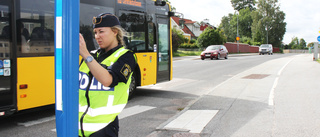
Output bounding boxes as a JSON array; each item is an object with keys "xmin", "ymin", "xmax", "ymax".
[{"xmin": 94, "ymin": 45, "xmax": 136, "ymax": 87}]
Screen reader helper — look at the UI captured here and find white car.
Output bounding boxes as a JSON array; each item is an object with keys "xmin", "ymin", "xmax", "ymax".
[{"xmin": 259, "ymin": 44, "xmax": 273, "ymax": 55}]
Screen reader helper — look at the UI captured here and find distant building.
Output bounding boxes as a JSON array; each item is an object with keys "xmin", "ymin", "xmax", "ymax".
[
  {"xmin": 171, "ymin": 16, "xmax": 215, "ymax": 40},
  {"xmin": 170, "ymin": 17, "xmax": 191, "ymax": 40}
]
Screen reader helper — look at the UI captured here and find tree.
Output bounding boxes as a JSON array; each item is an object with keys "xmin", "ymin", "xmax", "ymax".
[
  {"xmin": 251, "ymin": 0, "xmax": 286, "ymax": 48},
  {"xmin": 238, "ymin": 7, "xmax": 253, "ymax": 38},
  {"xmin": 299, "ymin": 38, "xmax": 307, "ymax": 49},
  {"xmin": 231, "ymin": 0, "xmax": 256, "ymax": 11},
  {"xmin": 288, "ymin": 37, "xmax": 306, "ymax": 49},
  {"xmin": 219, "ymin": 8, "xmax": 253, "ymax": 43},
  {"xmin": 197, "ymin": 28, "xmax": 226, "ymax": 48},
  {"xmin": 289, "ymin": 37, "xmax": 299, "ymax": 49},
  {"xmin": 219, "ymin": 13, "xmax": 236, "ymax": 42},
  {"xmin": 172, "ymin": 27, "xmax": 186, "ymax": 52},
  {"xmin": 307, "ymin": 43, "xmax": 314, "ymax": 48}
]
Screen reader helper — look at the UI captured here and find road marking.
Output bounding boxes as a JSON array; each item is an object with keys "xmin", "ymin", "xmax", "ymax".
[
  {"xmin": 269, "ymin": 57, "xmax": 294, "ymax": 106},
  {"xmin": 51, "ymin": 105, "xmax": 156, "ymax": 132},
  {"xmin": 268, "ymin": 77, "xmax": 279, "ymax": 106},
  {"xmin": 163, "ymin": 110, "xmax": 219, "ymax": 133},
  {"xmin": 277, "ymin": 58, "xmax": 294, "ymax": 75},
  {"xmin": 18, "ymin": 116, "xmax": 55, "ymax": 127},
  {"xmin": 118, "ymin": 105, "xmax": 156, "ymax": 119}
]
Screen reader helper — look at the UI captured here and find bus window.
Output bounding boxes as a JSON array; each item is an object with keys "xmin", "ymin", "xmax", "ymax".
[
  {"xmin": 80, "ymin": 2, "xmax": 114, "ymax": 51},
  {"xmin": 17, "ymin": 0, "xmax": 55, "ymax": 57},
  {"xmin": 119, "ymin": 11, "xmax": 151, "ymax": 52},
  {"xmin": 0, "ymin": 0, "xmax": 13, "ymax": 112},
  {"xmin": 148, "ymin": 22, "xmax": 156, "ymax": 52},
  {"xmin": 0, "ymin": 2, "xmax": 11, "ymax": 58}
]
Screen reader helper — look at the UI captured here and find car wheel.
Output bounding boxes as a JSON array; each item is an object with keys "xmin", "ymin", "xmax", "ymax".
[
  {"xmin": 225, "ymin": 54, "xmax": 228, "ymax": 59},
  {"xmin": 128, "ymin": 71, "xmax": 137, "ymax": 100},
  {"xmin": 216, "ymin": 54, "xmax": 220, "ymax": 60},
  {"xmin": 201, "ymin": 57, "xmax": 205, "ymax": 60}
]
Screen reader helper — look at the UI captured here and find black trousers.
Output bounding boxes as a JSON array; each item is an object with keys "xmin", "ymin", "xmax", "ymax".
[{"xmin": 89, "ymin": 116, "xmax": 119, "ymax": 137}]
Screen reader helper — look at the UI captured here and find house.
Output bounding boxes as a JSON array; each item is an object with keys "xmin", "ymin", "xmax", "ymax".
[
  {"xmin": 200, "ymin": 22, "xmax": 215, "ymax": 31},
  {"xmin": 170, "ymin": 17, "xmax": 191, "ymax": 40},
  {"xmin": 171, "ymin": 16, "xmax": 215, "ymax": 40}
]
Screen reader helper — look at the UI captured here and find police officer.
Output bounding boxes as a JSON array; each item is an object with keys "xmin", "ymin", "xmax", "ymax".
[{"xmin": 79, "ymin": 13, "xmax": 136, "ymax": 137}]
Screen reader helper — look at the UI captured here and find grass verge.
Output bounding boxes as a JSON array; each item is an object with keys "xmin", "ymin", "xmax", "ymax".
[{"xmin": 173, "ymin": 50, "xmax": 202, "ymax": 57}]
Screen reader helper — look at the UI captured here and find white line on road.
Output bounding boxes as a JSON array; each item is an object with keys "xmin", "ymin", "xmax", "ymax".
[
  {"xmin": 18, "ymin": 116, "xmax": 55, "ymax": 127},
  {"xmin": 277, "ymin": 58, "xmax": 294, "ymax": 76},
  {"xmin": 118, "ymin": 105, "xmax": 156, "ymax": 119},
  {"xmin": 269, "ymin": 77, "xmax": 279, "ymax": 106},
  {"xmin": 163, "ymin": 110, "xmax": 219, "ymax": 133},
  {"xmin": 51, "ymin": 105, "xmax": 156, "ymax": 132},
  {"xmin": 269, "ymin": 57, "xmax": 294, "ymax": 106}
]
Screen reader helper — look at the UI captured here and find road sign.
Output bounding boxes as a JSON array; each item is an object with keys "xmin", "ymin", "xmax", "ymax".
[
  {"xmin": 317, "ymin": 36, "xmax": 320, "ymax": 42},
  {"xmin": 236, "ymin": 36, "xmax": 240, "ymax": 41}
]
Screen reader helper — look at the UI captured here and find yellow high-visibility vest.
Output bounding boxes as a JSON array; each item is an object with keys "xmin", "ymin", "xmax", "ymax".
[{"xmin": 78, "ymin": 47, "xmax": 132, "ymax": 137}]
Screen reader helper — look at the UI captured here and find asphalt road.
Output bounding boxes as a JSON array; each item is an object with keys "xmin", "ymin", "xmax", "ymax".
[{"xmin": 2, "ymin": 53, "xmax": 318, "ymax": 137}]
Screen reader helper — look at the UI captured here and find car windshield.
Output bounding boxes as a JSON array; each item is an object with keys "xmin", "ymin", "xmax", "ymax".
[
  {"xmin": 206, "ymin": 46, "xmax": 219, "ymax": 51},
  {"xmin": 261, "ymin": 44, "xmax": 270, "ymax": 48}
]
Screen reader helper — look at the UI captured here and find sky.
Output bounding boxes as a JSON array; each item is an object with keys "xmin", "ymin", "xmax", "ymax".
[{"xmin": 169, "ymin": 0, "xmax": 320, "ymax": 44}]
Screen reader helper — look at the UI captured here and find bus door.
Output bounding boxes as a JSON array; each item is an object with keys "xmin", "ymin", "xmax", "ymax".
[
  {"xmin": 156, "ymin": 17, "xmax": 170, "ymax": 82},
  {"xmin": 0, "ymin": 0, "xmax": 16, "ymax": 115}
]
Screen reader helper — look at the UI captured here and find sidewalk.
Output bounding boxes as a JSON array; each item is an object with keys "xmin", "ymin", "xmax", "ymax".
[
  {"xmin": 173, "ymin": 53, "xmax": 259, "ymax": 61},
  {"xmin": 159, "ymin": 54, "xmax": 320, "ymax": 137}
]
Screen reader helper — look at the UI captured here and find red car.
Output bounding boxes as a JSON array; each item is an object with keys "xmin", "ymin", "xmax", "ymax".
[{"xmin": 200, "ymin": 45, "xmax": 228, "ymax": 60}]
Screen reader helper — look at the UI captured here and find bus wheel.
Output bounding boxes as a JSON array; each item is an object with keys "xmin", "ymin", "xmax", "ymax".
[{"xmin": 129, "ymin": 71, "xmax": 137, "ymax": 100}]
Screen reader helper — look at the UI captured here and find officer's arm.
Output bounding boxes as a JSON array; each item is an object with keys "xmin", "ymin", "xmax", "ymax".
[{"xmin": 79, "ymin": 33, "xmax": 113, "ymax": 87}]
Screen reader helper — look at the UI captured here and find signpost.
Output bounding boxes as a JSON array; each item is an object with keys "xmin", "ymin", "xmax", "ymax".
[
  {"xmin": 236, "ymin": 36, "xmax": 240, "ymax": 53},
  {"xmin": 314, "ymin": 36, "xmax": 320, "ymax": 61},
  {"xmin": 55, "ymin": 0, "xmax": 79, "ymax": 136},
  {"xmin": 236, "ymin": 36, "xmax": 240, "ymax": 41}
]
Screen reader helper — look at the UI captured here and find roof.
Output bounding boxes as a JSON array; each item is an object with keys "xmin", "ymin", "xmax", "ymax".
[{"xmin": 171, "ymin": 16, "xmax": 196, "ymax": 37}]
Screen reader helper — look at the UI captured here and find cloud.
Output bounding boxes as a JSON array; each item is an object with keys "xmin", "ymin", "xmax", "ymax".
[
  {"xmin": 170, "ymin": 0, "xmax": 320, "ymax": 44},
  {"xmin": 170, "ymin": 0, "xmax": 234, "ymax": 26}
]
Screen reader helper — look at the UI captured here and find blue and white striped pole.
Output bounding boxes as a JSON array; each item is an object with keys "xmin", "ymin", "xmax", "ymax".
[{"xmin": 55, "ymin": 0, "xmax": 79, "ymax": 136}]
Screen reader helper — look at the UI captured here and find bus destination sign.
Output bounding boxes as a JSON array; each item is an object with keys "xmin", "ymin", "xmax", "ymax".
[{"xmin": 118, "ymin": 0, "xmax": 142, "ymax": 7}]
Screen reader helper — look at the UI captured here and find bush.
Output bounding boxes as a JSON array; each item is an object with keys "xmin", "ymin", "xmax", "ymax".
[
  {"xmin": 197, "ymin": 27, "xmax": 226, "ymax": 48},
  {"xmin": 172, "ymin": 27, "xmax": 185, "ymax": 52},
  {"xmin": 179, "ymin": 43, "xmax": 198, "ymax": 49},
  {"xmin": 189, "ymin": 39, "xmax": 196, "ymax": 44}
]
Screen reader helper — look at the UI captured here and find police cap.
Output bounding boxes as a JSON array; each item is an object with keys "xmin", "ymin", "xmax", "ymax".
[{"xmin": 92, "ymin": 13, "xmax": 120, "ymax": 28}]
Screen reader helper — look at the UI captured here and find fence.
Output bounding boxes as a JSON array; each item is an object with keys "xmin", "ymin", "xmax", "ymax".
[
  {"xmin": 283, "ymin": 49, "xmax": 314, "ymax": 53},
  {"xmin": 179, "ymin": 43, "xmax": 283, "ymax": 53}
]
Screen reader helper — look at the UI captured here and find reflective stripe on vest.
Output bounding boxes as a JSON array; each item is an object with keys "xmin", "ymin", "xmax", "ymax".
[{"xmin": 78, "ymin": 47, "xmax": 131, "ymax": 137}]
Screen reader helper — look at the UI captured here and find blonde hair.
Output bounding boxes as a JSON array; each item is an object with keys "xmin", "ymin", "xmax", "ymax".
[{"xmin": 111, "ymin": 25, "xmax": 129, "ymax": 47}]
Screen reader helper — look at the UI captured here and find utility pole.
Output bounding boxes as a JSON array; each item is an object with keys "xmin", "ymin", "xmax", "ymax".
[
  {"xmin": 314, "ymin": 42, "xmax": 319, "ymax": 61},
  {"xmin": 236, "ymin": 11, "xmax": 239, "ymax": 53},
  {"xmin": 266, "ymin": 25, "xmax": 268, "ymax": 44}
]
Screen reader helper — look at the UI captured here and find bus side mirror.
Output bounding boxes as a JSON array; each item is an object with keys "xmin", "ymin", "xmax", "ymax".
[
  {"xmin": 155, "ymin": 0, "xmax": 166, "ymax": 6},
  {"xmin": 168, "ymin": 11, "xmax": 175, "ymax": 17}
]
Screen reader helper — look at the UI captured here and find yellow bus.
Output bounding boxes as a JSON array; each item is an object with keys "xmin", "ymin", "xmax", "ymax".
[{"xmin": 0, "ymin": 0, "xmax": 173, "ymax": 117}]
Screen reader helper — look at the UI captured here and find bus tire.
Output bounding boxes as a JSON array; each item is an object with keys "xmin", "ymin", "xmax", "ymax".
[{"xmin": 129, "ymin": 71, "xmax": 137, "ymax": 100}]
